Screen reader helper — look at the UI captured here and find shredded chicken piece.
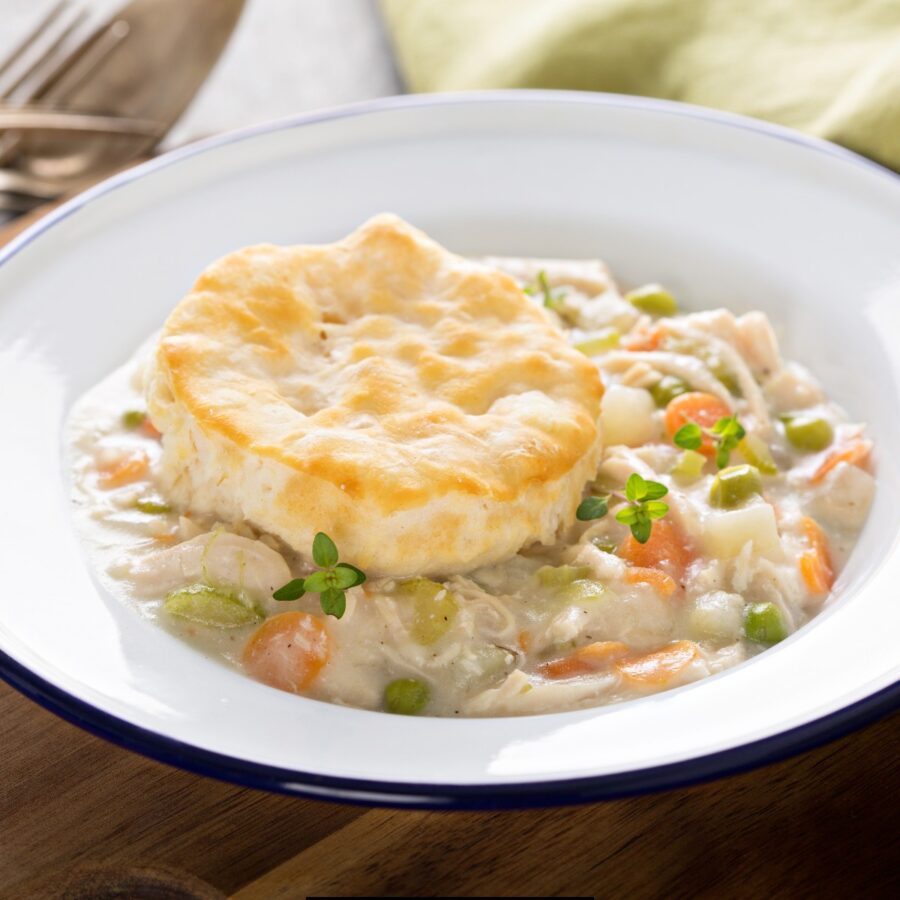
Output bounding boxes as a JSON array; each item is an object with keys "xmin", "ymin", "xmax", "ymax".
[
  {"xmin": 620, "ymin": 361, "xmax": 660, "ymax": 388},
  {"xmin": 662, "ymin": 321, "xmax": 772, "ymax": 433},
  {"xmin": 601, "ymin": 351, "xmax": 733, "ymax": 405},
  {"xmin": 736, "ymin": 311, "xmax": 782, "ymax": 380}
]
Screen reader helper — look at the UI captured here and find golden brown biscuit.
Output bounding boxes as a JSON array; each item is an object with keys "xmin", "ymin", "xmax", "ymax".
[{"xmin": 146, "ymin": 215, "xmax": 603, "ymax": 575}]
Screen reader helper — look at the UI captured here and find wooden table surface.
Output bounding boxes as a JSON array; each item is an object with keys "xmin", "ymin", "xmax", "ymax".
[{"xmin": 1, "ymin": 210, "xmax": 898, "ymax": 900}]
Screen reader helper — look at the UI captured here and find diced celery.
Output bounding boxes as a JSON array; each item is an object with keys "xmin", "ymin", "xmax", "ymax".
[
  {"xmin": 709, "ymin": 464, "xmax": 762, "ymax": 509},
  {"xmin": 625, "ymin": 284, "xmax": 678, "ymax": 317},
  {"xmin": 559, "ymin": 579, "xmax": 609, "ymax": 605},
  {"xmin": 384, "ymin": 678, "xmax": 430, "ymax": 715},
  {"xmin": 575, "ymin": 328, "xmax": 620, "ymax": 355},
  {"xmin": 536, "ymin": 565, "xmax": 593, "ymax": 588},
  {"xmin": 164, "ymin": 583, "xmax": 262, "ymax": 628},
  {"xmin": 122, "ymin": 409, "xmax": 146, "ymax": 429},
  {"xmin": 591, "ymin": 537, "xmax": 619, "ymax": 554},
  {"xmin": 135, "ymin": 497, "xmax": 172, "ymax": 515},
  {"xmin": 743, "ymin": 601, "xmax": 788, "ymax": 645},
  {"xmin": 671, "ymin": 449, "xmax": 707, "ymax": 483},
  {"xmin": 738, "ymin": 434, "xmax": 778, "ymax": 475},
  {"xmin": 396, "ymin": 578, "xmax": 459, "ymax": 645}
]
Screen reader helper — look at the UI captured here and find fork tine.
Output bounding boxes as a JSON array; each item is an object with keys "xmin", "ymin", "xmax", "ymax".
[
  {"xmin": 1, "ymin": 8, "xmax": 89, "ymax": 102},
  {"xmin": 33, "ymin": 19, "xmax": 130, "ymax": 105},
  {"xmin": 0, "ymin": 0, "xmax": 71, "ymax": 83}
]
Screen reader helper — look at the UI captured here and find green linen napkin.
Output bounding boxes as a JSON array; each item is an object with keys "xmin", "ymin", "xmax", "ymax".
[{"xmin": 381, "ymin": 0, "xmax": 900, "ymax": 170}]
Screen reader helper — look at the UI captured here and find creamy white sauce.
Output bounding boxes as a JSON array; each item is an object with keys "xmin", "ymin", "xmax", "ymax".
[{"xmin": 66, "ymin": 260, "xmax": 875, "ymax": 717}]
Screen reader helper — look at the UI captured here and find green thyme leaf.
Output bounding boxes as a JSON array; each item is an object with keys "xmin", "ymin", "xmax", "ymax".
[
  {"xmin": 312, "ymin": 532, "xmax": 338, "ymax": 568},
  {"xmin": 625, "ymin": 473, "xmax": 648, "ymax": 502},
  {"xmin": 527, "ymin": 270, "xmax": 566, "ymax": 311},
  {"xmin": 320, "ymin": 587, "xmax": 346, "ymax": 619},
  {"xmin": 615, "ymin": 506, "xmax": 639, "ymax": 526},
  {"xmin": 576, "ymin": 496, "xmax": 609, "ymax": 521},
  {"xmin": 335, "ymin": 562, "xmax": 366, "ymax": 588},
  {"xmin": 642, "ymin": 480, "xmax": 669, "ymax": 501},
  {"xmin": 272, "ymin": 578, "xmax": 306, "ymax": 602},
  {"xmin": 330, "ymin": 564, "xmax": 363, "ymax": 590},
  {"xmin": 302, "ymin": 570, "xmax": 330, "ymax": 593},
  {"xmin": 630, "ymin": 517, "xmax": 653, "ymax": 544},
  {"xmin": 643, "ymin": 500, "xmax": 670, "ymax": 520},
  {"xmin": 674, "ymin": 423, "xmax": 703, "ymax": 451}
]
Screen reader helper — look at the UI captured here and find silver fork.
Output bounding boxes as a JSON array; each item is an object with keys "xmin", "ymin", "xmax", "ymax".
[
  {"xmin": 0, "ymin": 1, "xmax": 129, "ymax": 109},
  {"xmin": 0, "ymin": 1, "xmax": 153, "ymax": 213}
]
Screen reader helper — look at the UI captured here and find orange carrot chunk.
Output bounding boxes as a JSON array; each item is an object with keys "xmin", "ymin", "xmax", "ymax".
[
  {"xmin": 97, "ymin": 450, "xmax": 149, "ymax": 488},
  {"xmin": 538, "ymin": 641, "xmax": 630, "ymax": 680},
  {"xmin": 141, "ymin": 418, "xmax": 162, "ymax": 440},
  {"xmin": 615, "ymin": 640, "xmax": 702, "ymax": 686},
  {"xmin": 664, "ymin": 392, "xmax": 732, "ymax": 456},
  {"xmin": 618, "ymin": 518, "xmax": 694, "ymax": 581},
  {"xmin": 798, "ymin": 516, "xmax": 834, "ymax": 594},
  {"xmin": 810, "ymin": 439, "xmax": 872, "ymax": 485},
  {"xmin": 624, "ymin": 567, "xmax": 678, "ymax": 598},
  {"xmin": 622, "ymin": 326, "xmax": 663, "ymax": 352},
  {"xmin": 243, "ymin": 612, "xmax": 331, "ymax": 694}
]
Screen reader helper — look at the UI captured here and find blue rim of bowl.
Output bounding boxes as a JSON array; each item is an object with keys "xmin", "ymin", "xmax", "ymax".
[{"xmin": 1, "ymin": 91, "xmax": 898, "ymax": 809}]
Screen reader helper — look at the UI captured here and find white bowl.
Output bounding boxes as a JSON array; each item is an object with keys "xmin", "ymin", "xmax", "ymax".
[{"xmin": 1, "ymin": 92, "xmax": 898, "ymax": 808}]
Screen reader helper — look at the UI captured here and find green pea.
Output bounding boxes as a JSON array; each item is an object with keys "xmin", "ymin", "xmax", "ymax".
[
  {"xmin": 575, "ymin": 328, "xmax": 620, "ymax": 355},
  {"xmin": 384, "ymin": 678, "xmax": 430, "ymax": 715},
  {"xmin": 782, "ymin": 415, "xmax": 834, "ymax": 452},
  {"xmin": 738, "ymin": 434, "xmax": 778, "ymax": 475},
  {"xmin": 122, "ymin": 409, "xmax": 146, "ymax": 429},
  {"xmin": 709, "ymin": 464, "xmax": 762, "ymax": 509},
  {"xmin": 164, "ymin": 584, "xmax": 263, "ymax": 628},
  {"xmin": 743, "ymin": 601, "xmax": 788, "ymax": 645},
  {"xmin": 650, "ymin": 375, "xmax": 690, "ymax": 408},
  {"xmin": 714, "ymin": 368, "xmax": 742, "ymax": 397},
  {"xmin": 625, "ymin": 284, "xmax": 678, "ymax": 317},
  {"xmin": 671, "ymin": 448, "xmax": 707, "ymax": 483}
]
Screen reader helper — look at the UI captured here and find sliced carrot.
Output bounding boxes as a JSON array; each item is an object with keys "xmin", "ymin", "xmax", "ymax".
[
  {"xmin": 664, "ymin": 391, "xmax": 732, "ymax": 456},
  {"xmin": 810, "ymin": 439, "xmax": 871, "ymax": 485},
  {"xmin": 97, "ymin": 449, "xmax": 149, "ymax": 488},
  {"xmin": 622, "ymin": 326, "xmax": 663, "ymax": 352},
  {"xmin": 538, "ymin": 641, "xmax": 630, "ymax": 680},
  {"xmin": 624, "ymin": 567, "xmax": 677, "ymax": 598},
  {"xmin": 242, "ymin": 611, "xmax": 331, "ymax": 694},
  {"xmin": 618, "ymin": 518, "xmax": 694, "ymax": 581},
  {"xmin": 518, "ymin": 630, "xmax": 531, "ymax": 652},
  {"xmin": 615, "ymin": 640, "xmax": 702, "ymax": 686},
  {"xmin": 141, "ymin": 418, "xmax": 162, "ymax": 440},
  {"xmin": 798, "ymin": 516, "xmax": 834, "ymax": 595}
]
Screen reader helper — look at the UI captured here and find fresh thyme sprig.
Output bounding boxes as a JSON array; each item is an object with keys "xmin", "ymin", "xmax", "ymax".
[
  {"xmin": 272, "ymin": 532, "xmax": 366, "ymax": 619},
  {"xmin": 524, "ymin": 269, "xmax": 566, "ymax": 311},
  {"xmin": 674, "ymin": 415, "xmax": 745, "ymax": 469},
  {"xmin": 576, "ymin": 473, "xmax": 670, "ymax": 544}
]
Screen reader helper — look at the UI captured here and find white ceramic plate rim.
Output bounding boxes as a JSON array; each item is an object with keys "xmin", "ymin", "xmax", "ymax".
[{"xmin": 1, "ymin": 91, "xmax": 898, "ymax": 808}]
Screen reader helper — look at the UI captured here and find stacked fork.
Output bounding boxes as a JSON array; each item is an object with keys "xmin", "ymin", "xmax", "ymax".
[
  {"xmin": 0, "ymin": 0, "xmax": 165, "ymax": 214},
  {"xmin": 0, "ymin": 0, "xmax": 245, "ymax": 215}
]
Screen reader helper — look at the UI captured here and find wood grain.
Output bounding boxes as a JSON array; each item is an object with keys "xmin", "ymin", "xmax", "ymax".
[{"xmin": 1, "ymin": 208, "xmax": 898, "ymax": 899}]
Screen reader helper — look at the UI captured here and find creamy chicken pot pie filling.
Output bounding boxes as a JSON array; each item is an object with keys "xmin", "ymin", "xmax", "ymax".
[{"xmin": 68, "ymin": 218, "xmax": 874, "ymax": 717}]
